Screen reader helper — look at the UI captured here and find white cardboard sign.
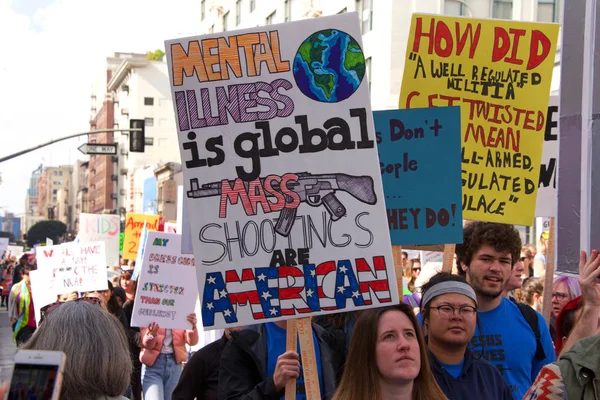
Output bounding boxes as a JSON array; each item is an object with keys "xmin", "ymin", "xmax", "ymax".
[
  {"xmin": 535, "ymin": 96, "xmax": 559, "ymax": 217},
  {"xmin": 131, "ymin": 232, "xmax": 199, "ymax": 330},
  {"xmin": 36, "ymin": 242, "xmax": 108, "ymax": 295},
  {"xmin": 166, "ymin": 13, "xmax": 397, "ymax": 329}
]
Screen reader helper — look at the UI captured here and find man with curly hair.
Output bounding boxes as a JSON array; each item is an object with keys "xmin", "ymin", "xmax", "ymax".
[{"xmin": 456, "ymin": 222, "xmax": 555, "ymax": 400}]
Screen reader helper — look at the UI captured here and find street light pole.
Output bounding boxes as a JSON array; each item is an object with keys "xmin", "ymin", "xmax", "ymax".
[{"xmin": 0, "ymin": 128, "xmax": 141, "ymax": 164}]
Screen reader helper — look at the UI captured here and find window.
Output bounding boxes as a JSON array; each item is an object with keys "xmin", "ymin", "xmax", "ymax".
[
  {"xmin": 59, "ymin": 171, "xmax": 63, "ymax": 176},
  {"xmin": 236, "ymin": 0, "xmax": 241, "ymax": 25},
  {"xmin": 144, "ymin": 117, "xmax": 154, "ymax": 127},
  {"xmin": 445, "ymin": 0, "xmax": 467, "ymax": 16},
  {"xmin": 144, "ymin": 97, "xmax": 154, "ymax": 106},
  {"xmin": 493, "ymin": 0, "xmax": 513, "ymax": 19},
  {"xmin": 250, "ymin": 0, "xmax": 255, "ymax": 12},
  {"xmin": 284, "ymin": 0, "xmax": 292, "ymax": 22},
  {"xmin": 266, "ymin": 11, "xmax": 276, "ymax": 25},
  {"xmin": 538, "ymin": 0, "xmax": 558, "ymax": 22},
  {"xmin": 53, "ymin": 189, "xmax": 58, "ymax": 195},
  {"xmin": 338, "ymin": 7, "xmax": 347, "ymax": 14},
  {"xmin": 358, "ymin": 0, "xmax": 372, "ymax": 33},
  {"xmin": 366, "ymin": 57, "xmax": 372, "ymax": 95},
  {"xmin": 223, "ymin": 11, "xmax": 229, "ymax": 31},
  {"xmin": 201, "ymin": 0, "xmax": 205, "ymax": 20}
]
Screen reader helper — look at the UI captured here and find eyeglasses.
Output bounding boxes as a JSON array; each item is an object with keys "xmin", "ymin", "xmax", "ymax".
[
  {"xmin": 412, "ymin": 268, "xmax": 421, "ymax": 272},
  {"xmin": 552, "ymin": 292, "xmax": 569, "ymax": 300},
  {"xmin": 40, "ymin": 297, "xmax": 101, "ymax": 324},
  {"xmin": 519, "ymin": 256, "xmax": 532, "ymax": 262},
  {"xmin": 431, "ymin": 305, "xmax": 477, "ymax": 318}
]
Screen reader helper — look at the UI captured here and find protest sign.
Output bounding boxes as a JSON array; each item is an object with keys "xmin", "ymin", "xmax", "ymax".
[
  {"xmin": 78, "ymin": 213, "xmax": 121, "ymax": 266},
  {"xmin": 535, "ymin": 96, "xmax": 559, "ymax": 217},
  {"xmin": 421, "ymin": 250, "xmax": 443, "ymax": 265},
  {"xmin": 0, "ymin": 238, "xmax": 8, "ymax": 258},
  {"xmin": 123, "ymin": 213, "xmax": 160, "ymax": 260},
  {"xmin": 375, "ymin": 107, "xmax": 462, "ymax": 245},
  {"xmin": 166, "ymin": 13, "xmax": 397, "ymax": 329},
  {"xmin": 119, "ymin": 233, "xmax": 124, "ymax": 253},
  {"xmin": 399, "ymin": 15, "xmax": 559, "ymax": 226},
  {"xmin": 36, "ymin": 242, "xmax": 108, "ymax": 295},
  {"xmin": 131, "ymin": 232, "xmax": 199, "ymax": 330},
  {"xmin": 29, "ymin": 269, "xmax": 58, "ymax": 325},
  {"xmin": 46, "ymin": 238, "xmax": 53, "ymax": 246},
  {"xmin": 8, "ymin": 245, "xmax": 24, "ymax": 258},
  {"xmin": 164, "ymin": 222, "xmax": 177, "ymax": 233}
]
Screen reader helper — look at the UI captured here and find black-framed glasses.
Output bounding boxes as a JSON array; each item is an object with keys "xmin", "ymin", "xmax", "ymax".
[
  {"xmin": 40, "ymin": 297, "xmax": 101, "ymax": 324},
  {"xmin": 552, "ymin": 292, "xmax": 569, "ymax": 300},
  {"xmin": 431, "ymin": 305, "xmax": 477, "ymax": 318}
]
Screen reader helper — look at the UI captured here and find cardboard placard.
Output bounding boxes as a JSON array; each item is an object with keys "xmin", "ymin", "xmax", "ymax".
[
  {"xmin": 166, "ymin": 13, "xmax": 397, "ymax": 329},
  {"xmin": 36, "ymin": 242, "xmax": 108, "ymax": 295},
  {"xmin": 535, "ymin": 97, "xmax": 559, "ymax": 217},
  {"xmin": 78, "ymin": 213, "xmax": 121, "ymax": 266},
  {"xmin": 399, "ymin": 15, "xmax": 559, "ymax": 226},
  {"xmin": 131, "ymin": 232, "xmax": 199, "ymax": 330},
  {"xmin": 375, "ymin": 107, "xmax": 462, "ymax": 245},
  {"xmin": 123, "ymin": 213, "xmax": 160, "ymax": 260}
]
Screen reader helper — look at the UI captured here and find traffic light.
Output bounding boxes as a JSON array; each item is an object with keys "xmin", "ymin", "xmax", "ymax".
[{"xmin": 129, "ymin": 119, "xmax": 145, "ymax": 152}]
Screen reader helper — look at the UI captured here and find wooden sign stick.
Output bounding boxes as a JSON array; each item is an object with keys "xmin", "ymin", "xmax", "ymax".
[
  {"xmin": 392, "ymin": 245, "xmax": 404, "ymax": 300},
  {"xmin": 297, "ymin": 317, "xmax": 321, "ymax": 400},
  {"xmin": 542, "ymin": 217, "xmax": 556, "ymax": 325},
  {"xmin": 285, "ymin": 318, "xmax": 298, "ymax": 400},
  {"xmin": 442, "ymin": 244, "xmax": 456, "ymax": 274}
]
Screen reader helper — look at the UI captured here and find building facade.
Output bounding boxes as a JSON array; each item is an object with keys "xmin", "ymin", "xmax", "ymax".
[
  {"xmin": 36, "ymin": 166, "xmax": 73, "ymax": 220},
  {"xmin": 104, "ymin": 55, "xmax": 180, "ymax": 224},
  {"xmin": 154, "ymin": 163, "xmax": 182, "ymax": 222},
  {"xmin": 72, "ymin": 160, "xmax": 89, "ymax": 234},
  {"xmin": 198, "ymin": 0, "xmax": 561, "ymax": 110},
  {"xmin": 22, "ymin": 165, "xmax": 44, "ymax": 234}
]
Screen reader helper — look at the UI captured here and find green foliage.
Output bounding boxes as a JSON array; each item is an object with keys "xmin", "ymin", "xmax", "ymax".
[
  {"xmin": 146, "ymin": 49, "xmax": 165, "ymax": 61},
  {"xmin": 0, "ymin": 231, "xmax": 15, "ymax": 242},
  {"xmin": 27, "ymin": 220, "xmax": 67, "ymax": 248}
]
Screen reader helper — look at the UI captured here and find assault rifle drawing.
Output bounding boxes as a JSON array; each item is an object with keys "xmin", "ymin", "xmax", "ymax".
[{"xmin": 187, "ymin": 172, "xmax": 377, "ymax": 237}]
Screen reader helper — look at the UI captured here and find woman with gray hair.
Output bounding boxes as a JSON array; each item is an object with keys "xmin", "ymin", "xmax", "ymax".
[{"xmin": 21, "ymin": 299, "xmax": 132, "ymax": 400}]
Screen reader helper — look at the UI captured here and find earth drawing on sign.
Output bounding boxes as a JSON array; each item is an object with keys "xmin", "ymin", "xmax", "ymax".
[{"xmin": 293, "ymin": 29, "xmax": 365, "ymax": 103}]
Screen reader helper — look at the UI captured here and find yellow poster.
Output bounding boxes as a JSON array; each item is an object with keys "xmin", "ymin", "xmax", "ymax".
[
  {"xmin": 123, "ymin": 213, "xmax": 160, "ymax": 260},
  {"xmin": 399, "ymin": 15, "xmax": 559, "ymax": 226}
]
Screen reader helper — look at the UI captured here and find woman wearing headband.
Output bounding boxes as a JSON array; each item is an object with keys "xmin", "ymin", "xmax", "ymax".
[{"xmin": 421, "ymin": 273, "xmax": 512, "ymax": 400}]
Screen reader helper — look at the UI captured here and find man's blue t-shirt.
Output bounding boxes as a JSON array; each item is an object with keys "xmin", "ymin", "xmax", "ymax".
[
  {"xmin": 470, "ymin": 297, "xmax": 555, "ymax": 399},
  {"xmin": 439, "ymin": 360, "xmax": 464, "ymax": 379},
  {"xmin": 265, "ymin": 322, "xmax": 324, "ymax": 399}
]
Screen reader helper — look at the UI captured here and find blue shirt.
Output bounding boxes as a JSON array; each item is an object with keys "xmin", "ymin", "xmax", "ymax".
[
  {"xmin": 470, "ymin": 297, "xmax": 555, "ymax": 399},
  {"xmin": 265, "ymin": 322, "xmax": 324, "ymax": 399},
  {"xmin": 439, "ymin": 360, "xmax": 465, "ymax": 379}
]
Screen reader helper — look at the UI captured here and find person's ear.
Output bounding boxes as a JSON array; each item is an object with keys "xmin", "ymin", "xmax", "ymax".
[{"xmin": 458, "ymin": 260, "xmax": 468, "ymax": 273}]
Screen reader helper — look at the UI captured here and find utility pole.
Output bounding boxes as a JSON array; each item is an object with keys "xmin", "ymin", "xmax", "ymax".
[{"xmin": 557, "ymin": 0, "xmax": 600, "ymax": 274}]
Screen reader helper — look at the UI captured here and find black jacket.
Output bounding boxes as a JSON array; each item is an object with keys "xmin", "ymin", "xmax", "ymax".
[
  {"xmin": 172, "ymin": 334, "xmax": 228, "ymax": 400},
  {"xmin": 430, "ymin": 349, "xmax": 513, "ymax": 400},
  {"xmin": 218, "ymin": 323, "xmax": 345, "ymax": 400}
]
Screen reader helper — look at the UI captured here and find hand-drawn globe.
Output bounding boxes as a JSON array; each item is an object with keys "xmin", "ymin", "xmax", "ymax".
[{"xmin": 293, "ymin": 29, "xmax": 365, "ymax": 103}]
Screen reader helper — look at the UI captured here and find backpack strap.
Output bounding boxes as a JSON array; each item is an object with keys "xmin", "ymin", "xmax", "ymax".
[{"xmin": 513, "ymin": 300, "xmax": 546, "ymax": 361}]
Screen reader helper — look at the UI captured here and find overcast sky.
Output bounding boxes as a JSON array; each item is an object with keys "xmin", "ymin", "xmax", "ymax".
[{"xmin": 0, "ymin": 0, "xmax": 200, "ymax": 216}]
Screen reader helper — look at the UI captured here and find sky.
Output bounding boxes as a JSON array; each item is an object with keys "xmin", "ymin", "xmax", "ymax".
[{"xmin": 0, "ymin": 0, "xmax": 201, "ymax": 216}]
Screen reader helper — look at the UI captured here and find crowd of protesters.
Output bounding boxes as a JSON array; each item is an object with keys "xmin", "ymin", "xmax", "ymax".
[{"xmin": 1, "ymin": 221, "xmax": 598, "ymax": 400}]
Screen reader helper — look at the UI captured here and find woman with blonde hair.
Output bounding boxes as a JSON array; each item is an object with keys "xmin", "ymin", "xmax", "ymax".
[
  {"xmin": 333, "ymin": 303, "xmax": 447, "ymax": 400},
  {"xmin": 521, "ymin": 277, "xmax": 544, "ymax": 313},
  {"xmin": 533, "ymin": 232, "xmax": 548, "ymax": 278}
]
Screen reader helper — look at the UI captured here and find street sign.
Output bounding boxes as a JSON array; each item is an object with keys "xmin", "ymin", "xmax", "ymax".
[{"xmin": 78, "ymin": 143, "xmax": 117, "ymax": 155}]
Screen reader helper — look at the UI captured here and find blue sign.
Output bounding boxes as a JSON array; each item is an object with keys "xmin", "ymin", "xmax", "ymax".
[{"xmin": 375, "ymin": 107, "xmax": 462, "ymax": 245}]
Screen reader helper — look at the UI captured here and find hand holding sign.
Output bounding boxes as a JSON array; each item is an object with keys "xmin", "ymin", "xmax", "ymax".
[{"xmin": 274, "ymin": 351, "xmax": 301, "ymax": 392}]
